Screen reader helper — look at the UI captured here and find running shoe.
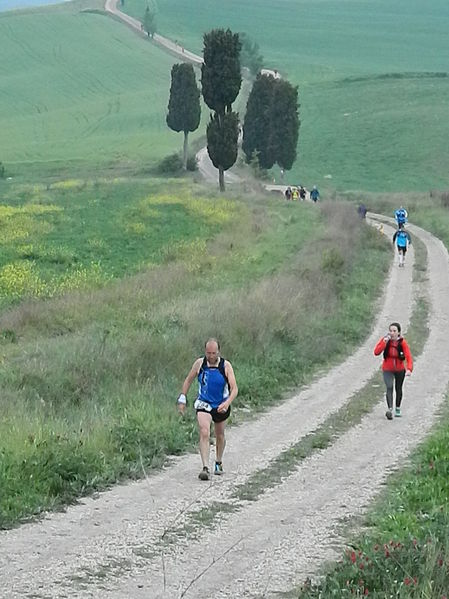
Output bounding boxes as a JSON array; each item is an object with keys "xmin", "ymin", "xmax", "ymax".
[
  {"xmin": 198, "ymin": 466, "xmax": 210, "ymax": 481},
  {"xmin": 385, "ymin": 409, "xmax": 393, "ymax": 420},
  {"xmin": 214, "ymin": 461, "xmax": 224, "ymax": 475},
  {"xmin": 395, "ymin": 407, "xmax": 402, "ymax": 417}
]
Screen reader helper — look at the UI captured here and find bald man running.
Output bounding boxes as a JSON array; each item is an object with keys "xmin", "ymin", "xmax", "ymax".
[{"xmin": 177, "ymin": 339, "xmax": 238, "ymax": 480}]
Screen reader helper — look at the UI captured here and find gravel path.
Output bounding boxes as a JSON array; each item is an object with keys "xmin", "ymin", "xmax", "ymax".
[
  {"xmin": 2, "ymin": 216, "xmax": 448, "ymax": 599},
  {"xmin": 104, "ymin": 0, "xmax": 202, "ymax": 65}
]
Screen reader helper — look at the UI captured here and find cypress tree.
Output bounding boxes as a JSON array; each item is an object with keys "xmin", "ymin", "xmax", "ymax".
[
  {"xmin": 202, "ymin": 29, "xmax": 242, "ymax": 191},
  {"xmin": 142, "ymin": 5, "xmax": 157, "ymax": 38},
  {"xmin": 166, "ymin": 63, "xmax": 201, "ymax": 169},
  {"xmin": 242, "ymin": 74, "xmax": 276, "ymax": 169},
  {"xmin": 207, "ymin": 112, "xmax": 240, "ymax": 190},
  {"xmin": 272, "ymin": 79, "xmax": 300, "ymax": 171},
  {"xmin": 242, "ymin": 74, "xmax": 300, "ymax": 174}
]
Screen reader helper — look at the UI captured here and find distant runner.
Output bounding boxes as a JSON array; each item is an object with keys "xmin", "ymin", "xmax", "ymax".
[
  {"xmin": 394, "ymin": 206, "xmax": 408, "ymax": 227},
  {"xmin": 177, "ymin": 339, "xmax": 238, "ymax": 480},
  {"xmin": 357, "ymin": 203, "xmax": 367, "ymax": 219},
  {"xmin": 374, "ymin": 322, "xmax": 413, "ymax": 420},
  {"xmin": 393, "ymin": 227, "xmax": 411, "ymax": 267},
  {"xmin": 310, "ymin": 185, "xmax": 320, "ymax": 202}
]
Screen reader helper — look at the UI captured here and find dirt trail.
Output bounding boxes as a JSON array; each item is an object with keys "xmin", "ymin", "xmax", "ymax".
[
  {"xmin": 2, "ymin": 217, "xmax": 448, "ymax": 599},
  {"xmin": 104, "ymin": 0, "xmax": 202, "ymax": 65}
]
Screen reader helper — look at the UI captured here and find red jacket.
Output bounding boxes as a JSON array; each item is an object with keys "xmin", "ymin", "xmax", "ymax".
[{"xmin": 374, "ymin": 337, "xmax": 413, "ymax": 372}]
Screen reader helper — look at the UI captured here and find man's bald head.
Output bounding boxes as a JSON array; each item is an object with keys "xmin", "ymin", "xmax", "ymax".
[{"xmin": 205, "ymin": 338, "xmax": 220, "ymax": 364}]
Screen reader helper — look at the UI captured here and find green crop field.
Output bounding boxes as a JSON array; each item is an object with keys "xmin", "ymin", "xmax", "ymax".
[
  {"xmin": 0, "ymin": 1, "xmax": 199, "ymax": 180},
  {"xmin": 123, "ymin": 0, "xmax": 449, "ymax": 192}
]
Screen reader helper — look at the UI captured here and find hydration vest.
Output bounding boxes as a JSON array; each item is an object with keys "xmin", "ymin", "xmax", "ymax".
[{"xmin": 383, "ymin": 338, "xmax": 405, "ymax": 361}]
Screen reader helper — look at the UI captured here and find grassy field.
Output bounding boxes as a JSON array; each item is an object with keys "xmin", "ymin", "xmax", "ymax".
[
  {"xmin": 123, "ymin": 0, "xmax": 449, "ymax": 192},
  {"xmin": 0, "ymin": 1, "xmax": 197, "ymax": 180},
  {"xmin": 2, "ymin": 0, "xmax": 448, "ymax": 190},
  {"xmin": 0, "ymin": 177, "xmax": 237, "ymax": 308}
]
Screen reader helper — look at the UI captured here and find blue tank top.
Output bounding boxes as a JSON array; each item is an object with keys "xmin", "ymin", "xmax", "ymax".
[
  {"xmin": 396, "ymin": 230, "xmax": 408, "ymax": 247},
  {"xmin": 197, "ymin": 359, "xmax": 229, "ymax": 409}
]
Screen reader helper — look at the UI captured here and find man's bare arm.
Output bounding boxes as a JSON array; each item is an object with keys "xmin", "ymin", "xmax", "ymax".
[{"xmin": 177, "ymin": 358, "xmax": 202, "ymax": 414}]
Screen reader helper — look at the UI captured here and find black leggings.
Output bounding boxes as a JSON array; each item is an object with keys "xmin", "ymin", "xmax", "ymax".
[{"xmin": 383, "ymin": 370, "xmax": 406, "ymax": 409}]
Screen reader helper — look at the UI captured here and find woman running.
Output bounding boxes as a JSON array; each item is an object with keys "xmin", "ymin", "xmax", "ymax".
[{"xmin": 374, "ymin": 322, "xmax": 413, "ymax": 420}]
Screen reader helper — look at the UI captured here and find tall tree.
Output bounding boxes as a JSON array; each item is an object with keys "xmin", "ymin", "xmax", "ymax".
[
  {"xmin": 271, "ymin": 79, "xmax": 299, "ymax": 171},
  {"xmin": 166, "ymin": 63, "xmax": 201, "ymax": 169},
  {"xmin": 207, "ymin": 111, "xmax": 240, "ymax": 189},
  {"xmin": 202, "ymin": 29, "xmax": 242, "ymax": 191},
  {"xmin": 242, "ymin": 74, "xmax": 300, "ymax": 173},
  {"xmin": 242, "ymin": 74, "xmax": 275, "ymax": 169},
  {"xmin": 239, "ymin": 32, "xmax": 263, "ymax": 77},
  {"xmin": 142, "ymin": 4, "xmax": 157, "ymax": 38}
]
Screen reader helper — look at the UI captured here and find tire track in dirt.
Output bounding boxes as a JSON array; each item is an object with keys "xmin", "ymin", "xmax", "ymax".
[{"xmin": 0, "ymin": 217, "xmax": 431, "ymax": 599}]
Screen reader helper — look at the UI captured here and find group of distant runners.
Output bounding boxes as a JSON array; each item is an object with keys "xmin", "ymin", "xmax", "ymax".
[
  {"xmin": 177, "ymin": 205, "xmax": 414, "ymax": 480},
  {"xmin": 284, "ymin": 184, "xmax": 320, "ymax": 202}
]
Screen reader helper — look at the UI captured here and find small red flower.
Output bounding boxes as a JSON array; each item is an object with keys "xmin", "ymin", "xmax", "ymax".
[
  {"xmin": 350, "ymin": 551, "xmax": 357, "ymax": 564},
  {"xmin": 359, "ymin": 563, "xmax": 364, "ymax": 570},
  {"xmin": 413, "ymin": 577, "xmax": 418, "ymax": 585},
  {"xmin": 385, "ymin": 549, "xmax": 390, "ymax": 558},
  {"xmin": 373, "ymin": 544, "xmax": 379, "ymax": 551},
  {"xmin": 364, "ymin": 590, "xmax": 369, "ymax": 596},
  {"xmin": 404, "ymin": 577, "xmax": 411, "ymax": 586},
  {"xmin": 438, "ymin": 558, "xmax": 444, "ymax": 567}
]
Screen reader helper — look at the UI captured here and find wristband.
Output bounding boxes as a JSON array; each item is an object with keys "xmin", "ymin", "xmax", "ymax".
[{"xmin": 177, "ymin": 394, "xmax": 187, "ymax": 405}]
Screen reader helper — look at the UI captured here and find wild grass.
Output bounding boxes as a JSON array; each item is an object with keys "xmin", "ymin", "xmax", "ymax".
[{"xmin": 0, "ymin": 196, "xmax": 390, "ymax": 528}]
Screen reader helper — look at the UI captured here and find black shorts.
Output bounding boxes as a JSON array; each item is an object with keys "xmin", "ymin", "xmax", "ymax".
[
  {"xmin": 196, "ymin": 405, "xmax": 231, "ymax": 423},
  {"xmin": 397, "ymin": 246, "xmax": 407, "ymax": 254}
]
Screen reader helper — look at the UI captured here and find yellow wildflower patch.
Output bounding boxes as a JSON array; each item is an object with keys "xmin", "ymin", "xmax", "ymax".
[
  {"xmin": 125, "ymin": 222, "xmax": 146, "ymax": 235},
  {"xmin": 136, "ymin": 192, "xmax": 238, "ymax": 226},
  {"xmin": 0, "ymin": 262, "xmax": 46, "ymax": 298},
  {"xmin": 55, "ymin": 262, "xmax": 110, "ymax": 293},
  {"xmin": 0, "ymin": 204, "xmax": 61, "ymax": 244}
]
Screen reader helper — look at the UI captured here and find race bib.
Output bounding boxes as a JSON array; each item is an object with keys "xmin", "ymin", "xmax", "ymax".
[{"xmin": 194, "ymin": 399, "xmax": 212, "ymax": 412}]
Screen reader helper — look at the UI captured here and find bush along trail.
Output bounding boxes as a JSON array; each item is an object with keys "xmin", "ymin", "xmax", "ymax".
[{"xmin": 1, "ymin": 213, "xmax": 447, "ymax": 599}]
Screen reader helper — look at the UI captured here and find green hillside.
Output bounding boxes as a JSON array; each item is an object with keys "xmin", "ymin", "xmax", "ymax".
[
  {"xmin": 123, "ymin": 0, "xmax": 449, "ymax": 192},
  {"xmin": 0, "ymin": 3, "xmax": 191, "ymax": 178}
]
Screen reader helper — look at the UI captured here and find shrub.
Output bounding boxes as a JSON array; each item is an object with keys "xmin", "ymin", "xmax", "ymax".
[
  {"xmin": 0, "ymin": 162, "xmax": 5, "ymax": 179},
  {"xmin": 441, "ymin": 191, "xmax": 449, "ymax": 209},
  {"xmin": 157, "ymin": 153, "xmax": 183, "ymax": 174},
  {"xmin": 186, "ymin": 154, "xmax": 198, "ymax": 171}
]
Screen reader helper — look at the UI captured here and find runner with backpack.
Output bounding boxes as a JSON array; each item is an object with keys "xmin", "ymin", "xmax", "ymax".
[
  {"xmin": 393, "ymin": 226, "xmax": 412, "ymax": 267},
  {"xmin": 177, "ymin": 338, "xmax": 238, "ymax": 480},
  {"xmin": 394, "ymin": 206, "xmax": 408, "ymax": 227},
  {"xmin": 374, "ymin": 322, "xmax": 413, "ymax": 420}
]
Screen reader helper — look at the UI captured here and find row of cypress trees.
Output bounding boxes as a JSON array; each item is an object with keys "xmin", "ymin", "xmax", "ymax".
[{"xmin": 166, "ymin": 29, "xmax": 300, "ymax": 191}]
